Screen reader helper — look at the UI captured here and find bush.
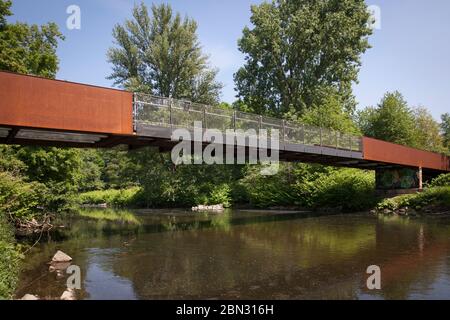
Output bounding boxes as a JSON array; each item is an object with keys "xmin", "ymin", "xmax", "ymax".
[
  {"xmin": 238, "ymin": 164, "xmax": 297, "ymax": 208},
  {"xmin": 0, "ymin": 215, "xmax": 21, "ymax": 300},
  {"xmin": 208, "ymin": 184, "xmax": 232, "ymax": 208},
  {"xmin": 376, "ymin": 186, "xmax": 450, "ymax": 212},
  {"xmin": 295, "ymin": 169, "xmax": 377, "ymax": 212},
  {"xmin": 78, "ymin": 187, "xmax": 141, "ymax": 208},
  {"xmin": 0, "ymin": 171, "xmax": 46, "ymax": 220},
  {"xmin": 428, "ymin": 173, "xmax": 450, "ymax": 187}
]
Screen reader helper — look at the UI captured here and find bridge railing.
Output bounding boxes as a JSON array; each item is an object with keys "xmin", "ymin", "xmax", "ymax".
[{"xmin": 133, "ymin": 93, "xmax": 363, "ymax": 152}]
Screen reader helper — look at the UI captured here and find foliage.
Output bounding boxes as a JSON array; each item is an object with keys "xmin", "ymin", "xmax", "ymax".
[
  {"xmin": 428, "ymin": 173, "xmax": 450, "ymax": 188},
  {"xmin": 297, "ymin": 89, "xmax": 361, "ymax": 134},
  {"xmin": 441, "ymin": 113, "xmax": 450, "ymax": 152},
  {"xmin": 376, "ymin": 187, "xmax": 450, "ymax": 212},
  {"xmin": 14, "ymin": 147, "xmax": 82, "ymax": 211},
  {"xmin": 107, "ymin": 2, "xmax": 222, "ymax": 104},
  {"xmin": 207, "ymin": 184, "xmax": 232, "ymax": 208},
  {"xmin": 0, "ymin": 215, "xmax": 21, "ymax": 300},
  {"xmin": 238, "ymin": 164, "xmax": 297, "ymax": 208},
  {"xmin": 293, "ymin": 168, "xmax": 377, "ymax": 212},
  {"xmin": 357, "ymin": 91, "xmax": 417, "ymax": 147},
  {"xmin": 0, "ymin": 0, "xmax": 64, "ymax": 77},
  {"xmin": 0, "ymin": 171, "xmax": 47, "ymax": 220},
  {"xmin": 234, "ymin": 0, "xmax": 372, "ymax": 117},
  {"xmin": 358, "ymin": 92, "xmax": 447, "ymax": 152},
  {"xmin": 412, "ymin": 106, "xmax": 445, "ymax": 153},
  {"xmin": 78, "ymin": 187, "xmax": 141, "ymax": 208}
]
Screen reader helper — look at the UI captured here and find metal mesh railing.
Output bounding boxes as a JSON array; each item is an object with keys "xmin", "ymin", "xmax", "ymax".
[{"xmin": 133, "ymin": 93, "xmax": 363, "ymax": 152}]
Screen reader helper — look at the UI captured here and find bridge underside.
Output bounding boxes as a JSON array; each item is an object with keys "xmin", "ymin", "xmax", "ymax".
[{"xmin": 0, "ymin": 124, "xmax": 444, "ymax": 180}]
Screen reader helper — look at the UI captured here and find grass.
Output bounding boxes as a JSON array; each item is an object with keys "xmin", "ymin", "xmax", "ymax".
[
  {"xmin": 78, "ymin": 187, "xmax": 141, "ymax": 208},
  {"xmin": 76, "ymin": 208, "xmax": 141, "ymax": 224}
]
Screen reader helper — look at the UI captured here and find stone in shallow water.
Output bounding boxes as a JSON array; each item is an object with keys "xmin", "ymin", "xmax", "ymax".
[
  {"xmin": 51, "ymin": 250, "xmax": 72, "ymax": 263},
  {"xmin": 49, "ymin": 261, "xmax": 71, "ymax": 272},
  {"xmin": 60, "ymin": 288, "xmax": 76, "ymax": 300},
  {"xmin": 21, "ymin": 294, "xmax": 39, "ymax": 300}
]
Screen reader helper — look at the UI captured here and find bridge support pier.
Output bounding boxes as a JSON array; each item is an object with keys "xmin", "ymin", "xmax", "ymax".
[{"xmin": 375, "ymin": 167, "xmax": 423, "ymax": 197}]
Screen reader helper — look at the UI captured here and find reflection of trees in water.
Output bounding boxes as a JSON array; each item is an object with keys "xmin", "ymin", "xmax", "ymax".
[
  {"xmin": 108, "ymin": 216, "xmax": 379, "ymax": 299},
  {"xmin": 112, "ymin": 215, "xmax": 450, "ymax": 299},
  {"xmin": 16, "ymin": 212, "xmax": 450, "ymax": 300},
  {"xmin": 372, "ymin": 216, "xmax": 450, "ymax": 300}
]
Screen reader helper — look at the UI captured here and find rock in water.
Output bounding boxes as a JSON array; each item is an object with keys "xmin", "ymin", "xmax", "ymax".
[
  {"xmin": 52, "ymin": 250, "xmax": 72, "ymax": 263},
  {"xmin": 60, "ymin": 288, "xmax": 76, "ymax": 300},
  {"xmin": 21, "ymin": 294, "xmax": 39, "ymax": 300}
]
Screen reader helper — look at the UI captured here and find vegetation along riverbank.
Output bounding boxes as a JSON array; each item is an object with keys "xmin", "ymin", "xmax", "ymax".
[{"xmin": 1, "ymin": 0, "xmax": 450, "ymax": 299}]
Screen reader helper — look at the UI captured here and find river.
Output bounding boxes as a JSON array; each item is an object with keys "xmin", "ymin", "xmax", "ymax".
[{"xmin": 14, "ymin": 209, "xmax": 450, "ymax": 300}]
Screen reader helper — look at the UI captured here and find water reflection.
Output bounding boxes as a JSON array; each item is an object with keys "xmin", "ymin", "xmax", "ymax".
[{"xmin": 15, "ymin": 209, "xmax": 450, "ymax": 300}]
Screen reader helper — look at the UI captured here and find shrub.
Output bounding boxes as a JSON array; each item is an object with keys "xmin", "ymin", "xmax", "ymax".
[
  {"xmin": 428, "ymin": 173, "xmax": 450, "ymax": 187},
  {"xmin": 78, "ymin": 187, "xmax": 141, "ymax": 208},
  {"xmin": 376, "ymin": 186, "xmax": 450, "ymax": 212},
  {"xmin": 208, "ymin": 184, "xmax": 232, "ymax": 208},
  {"xmin": 238, "ymin": 164, "xmax": 297, "ymax": 208},
  {"xmin": 0, "ymin": 215, "xmax": 21, "ymax": 300},
  {"xmin": 0, "ymin": 171, "xmax": 46, "ymax": 220},
  {"xmin": 295, "ymin": 169, "xmax": 377, "ymax": 212}
]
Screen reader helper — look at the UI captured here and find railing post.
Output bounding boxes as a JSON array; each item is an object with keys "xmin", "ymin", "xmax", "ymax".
[
  {"xmin": 169, "ymin": 97, "xmax": 173, "ymax": 129},
  {"xmin": 132, "ymin": 93, "xmax": 137, "ymax": 132},
  {"xmin": 336, "ymin": 131, "xmax": 339, "ymax": 149},
  {"xmin": 259, "ymin": 115, "xmax": 263, "ymax": 133},
  {"xmin": 282, "ymin": 120, "xmax": 286, "ymax": 144},
  {"xmin": 233, "ymin": 110, "xmax": 236, "ymax": 131},
  {"xmin": 203, "ymin": 105, "xmax": 207, "ymax": 130},
  {"xmin": 319, "ymin": 127, "xmax": 323, "ymax": 147},
  {"xmin": 302, "ymin": 124, "xmax": 305, "ymax": 145}
]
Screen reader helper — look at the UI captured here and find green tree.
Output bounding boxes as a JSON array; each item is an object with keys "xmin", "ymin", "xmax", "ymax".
[
  {"xmin": 0, "ymin": 0, "xmax": 11, "ymax": 29},
  {"xmin": 297, "ymin": 88, "xmax": 361, "ymax": 134},
  {"xmin": 412, "ymin": 106, "xmax": 445, "ymax": 153},
  {"xmin": 0, "ymin": 0, "xmax": 64, "ymax": 77},
  {"xmin": 234, "ymin": 0, "xmax": 372, "ymax": 117},
  {"xmin": 107, "ymin": 2, "xmax": 222, "ymax": 105},
  {"xmin": 441, "ymin": 113, "xmax": 450, "ymax": 152},
  {"xmin": 357, "ymin": 91, "xmax": 417, "ymax": 147}
]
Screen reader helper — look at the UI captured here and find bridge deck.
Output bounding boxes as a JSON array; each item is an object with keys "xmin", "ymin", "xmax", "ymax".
[{"xmin": 0, "ymin": 71, "xmax": 449, "ymax": 174}]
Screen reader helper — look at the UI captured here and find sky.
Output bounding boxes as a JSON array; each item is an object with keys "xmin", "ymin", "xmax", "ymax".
[{"xmin": 7, "ymin": 0, "xmax": 450, "ymax": 120}]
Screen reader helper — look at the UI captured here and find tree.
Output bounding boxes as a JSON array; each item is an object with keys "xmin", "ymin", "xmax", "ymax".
[
  {"xmin": 0, "ymin": 0, "xmax": 64, "ymax": 78},
  {"xmin": 297, "ymin": 88, "xmax": 360, "ymax": 134},
  {"xmin": 441, "ymin": 113, "xmax": 450, "ymax": 152},
  {"xmin": 357, "ymin": 91, "xmax": 417, "ymax": 147},
  {"xmin": 412, "ymin": 106, "xmax": 445, "ymax": 153},
  {"xmin": 107, "ymin": 2, "xmax": 222, "ymax": 105},
  {"xmin": 234, "ymin": 0, "xmax": 372, "ymax": 117},
  {"xmin": 0, "ymin": 0, "xmax": 11, "ymax": 29}
]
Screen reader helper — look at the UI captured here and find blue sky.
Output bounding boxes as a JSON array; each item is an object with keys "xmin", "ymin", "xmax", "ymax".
[{"xmin": 7, "ymin": 0, "xmax": 450, "ymax": 119}]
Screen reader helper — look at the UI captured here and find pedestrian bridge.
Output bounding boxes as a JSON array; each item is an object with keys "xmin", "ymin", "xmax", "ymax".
[{"xmin": 0, "ymin": 71, "xmax": 449, "ymax": 191}]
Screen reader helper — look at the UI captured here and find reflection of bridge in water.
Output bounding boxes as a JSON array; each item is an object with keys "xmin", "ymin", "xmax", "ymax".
[{"xmin": 1, "ymin": 71, "xmax": 449, "ymax": 192}]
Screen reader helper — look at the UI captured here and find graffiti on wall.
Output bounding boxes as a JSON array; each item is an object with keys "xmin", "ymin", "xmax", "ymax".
[{"xmin": 376, "ymin": 168, "xmax": 419, "ymax": 190}]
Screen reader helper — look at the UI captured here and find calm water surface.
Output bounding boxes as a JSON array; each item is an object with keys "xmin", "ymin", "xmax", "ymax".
[{"xmin": 15, "ymin": 209, "xmax": 450, "ymax": 300}]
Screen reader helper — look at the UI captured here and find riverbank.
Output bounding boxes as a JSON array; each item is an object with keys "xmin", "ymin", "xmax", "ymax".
[
  {"xmin": 76, "ymin": 185, "xmax": 450, "ymax": 217},
  {"xmin": 374, "ymin": 186, "xmax": 450, "ymax": 217}
]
